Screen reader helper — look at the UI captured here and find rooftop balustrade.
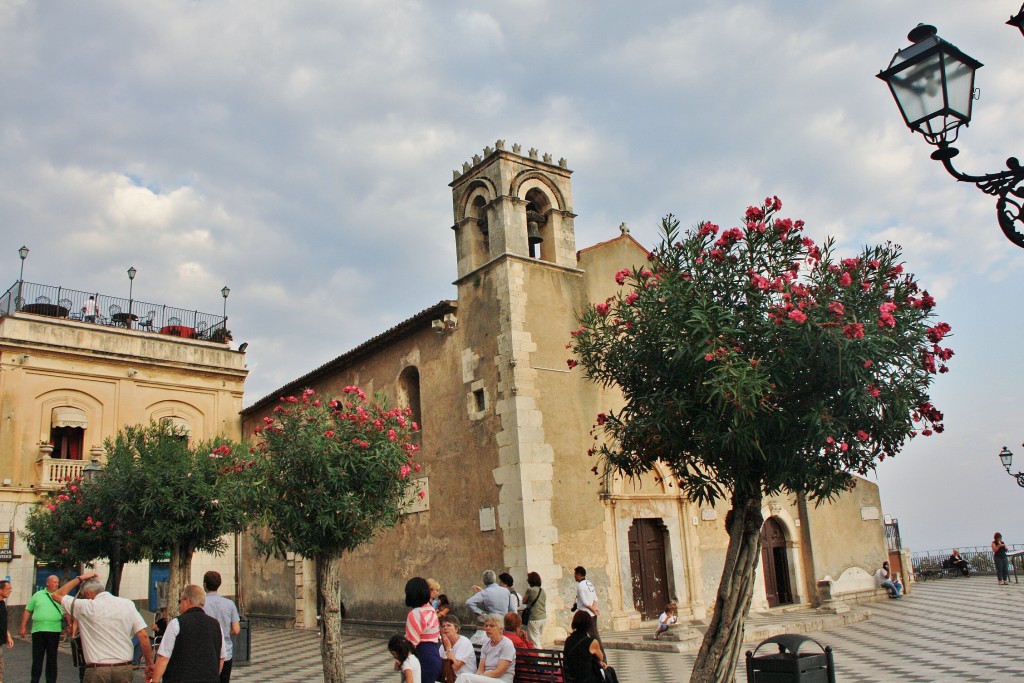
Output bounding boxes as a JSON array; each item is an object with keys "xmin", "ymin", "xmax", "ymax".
[{"xmin": 0, "ymin": 280, "xmax": 230, "ymax": 342}]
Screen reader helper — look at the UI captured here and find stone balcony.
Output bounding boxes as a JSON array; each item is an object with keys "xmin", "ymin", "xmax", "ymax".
[{"xmin": 35, "ymin": 446, "xmax": 104, "ymax": 490}]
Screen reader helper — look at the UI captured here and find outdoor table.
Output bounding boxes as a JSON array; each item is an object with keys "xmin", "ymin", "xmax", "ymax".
[
  {"xmin": 160, "ymin": 325, "xmax": 196, "ymax": 339},
  {"xmin": 21, "ymin": 303, "xmax": 69, "ymax": 317},
  {"xmin": 1007, "ymin": 550, "xmax": 1023, "ymax": 584},
  {"xmin": 111, "ymin": 312, "xmax": 138, "ymax": 327}
]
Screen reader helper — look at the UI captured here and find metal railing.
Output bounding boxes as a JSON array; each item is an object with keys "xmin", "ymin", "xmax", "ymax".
[
  {"xmin": 912, "ymin": 545, "xmax": 1024, "ymax": 575},
  {"xmin": 0, "ymin": 281, "xmax": 229, "ymax": 341}
]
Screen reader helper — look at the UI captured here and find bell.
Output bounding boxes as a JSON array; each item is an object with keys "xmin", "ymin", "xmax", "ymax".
[{"xmin": 528, "ymin": 221, "xmax": 544, "ymax": 246}]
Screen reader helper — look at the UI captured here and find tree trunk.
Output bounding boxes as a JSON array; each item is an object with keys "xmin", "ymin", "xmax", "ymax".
[
  {"xmin": 316, "ymin": 554, "xmax": 346, "ymax": 683},
  {"xmin": 167, "ymin": 544, "xmax": 194, "ymax": 619},
  {"xmin": 690, "ymin": 491, "xmax": 764, "ymax": 683}
]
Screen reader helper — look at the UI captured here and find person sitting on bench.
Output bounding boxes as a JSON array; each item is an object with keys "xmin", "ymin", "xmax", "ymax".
[{"xmin": 949, "ymin": 549, "xmax": 970, "ymax": 576}]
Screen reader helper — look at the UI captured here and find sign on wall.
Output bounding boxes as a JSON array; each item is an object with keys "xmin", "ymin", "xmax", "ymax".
[{"xmin": 0, "ymin": 532, "xmax": 12, "ymax": 561}]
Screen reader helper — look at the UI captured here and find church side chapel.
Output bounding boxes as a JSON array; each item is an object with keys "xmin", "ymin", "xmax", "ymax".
[{"xmin": 239, "ymin": 142, "xmax": 892, "ymax": 636}]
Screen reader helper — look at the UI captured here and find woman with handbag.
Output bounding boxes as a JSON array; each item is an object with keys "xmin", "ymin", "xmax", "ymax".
[
  {"xmin": 521, "ymin": 572, "xmax": 546, "ymax": 647},
  {"xmin": 438, "ymin": 615, "xmax": 475, "ymax": 683}
]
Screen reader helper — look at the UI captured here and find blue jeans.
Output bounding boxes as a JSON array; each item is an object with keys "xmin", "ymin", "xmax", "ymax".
[{"xmin": 881, "ymin": 579, "xmax": 902, "ymax": 597}]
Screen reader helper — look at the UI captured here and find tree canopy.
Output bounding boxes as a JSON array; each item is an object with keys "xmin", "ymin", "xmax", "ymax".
[{"xmin": 570, "ymin": 198, "xmax": 950, "ymax": 505}]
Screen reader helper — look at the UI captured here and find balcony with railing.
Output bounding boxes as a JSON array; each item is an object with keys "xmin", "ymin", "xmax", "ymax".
[{"xmin": 0, "ymin": 280, "xmax": 229, "ymax": 342}]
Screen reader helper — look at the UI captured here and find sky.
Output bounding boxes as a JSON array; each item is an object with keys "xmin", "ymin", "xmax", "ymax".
[{"xmin": 2, "ymin": 0, "xmax": 1023, "ymax": 554}]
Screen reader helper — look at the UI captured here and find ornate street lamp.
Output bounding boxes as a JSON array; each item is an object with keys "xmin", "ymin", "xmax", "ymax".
[
  {"xmin": 127, "ymin": 266, "xmax": 137, "ymax": 319},
  {"xmin": 878, "ymin": 21, "xmax": 1024, "ymax": 249},
  {"xmin": 17, "ymin": 245, "xmax": 28, "ymax": 310},
  {"xmin": 81, "ymin": 458, "xmax": 103, "ymax": 482},
  {"xmin": 221, "ymin": 285, "xmax": 230, "ymax": 320},
  {"xmin": 998, "ymin": 446, "xmax": 1024, "ymax": 488}
]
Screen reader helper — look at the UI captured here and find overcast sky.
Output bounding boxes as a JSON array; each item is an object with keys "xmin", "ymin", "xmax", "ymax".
[{"xmin": 3, "ymin": 0, "xmax": 1023, "ymax": 554}]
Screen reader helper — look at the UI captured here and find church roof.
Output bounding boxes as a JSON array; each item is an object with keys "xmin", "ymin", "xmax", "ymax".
[
  {"xmin": 243, "ymin": 299, "xmax": 456, "ymax": 414},
  {"xmin": 575, "ymin": 231, "xmax": 648, "ymax": 258}
]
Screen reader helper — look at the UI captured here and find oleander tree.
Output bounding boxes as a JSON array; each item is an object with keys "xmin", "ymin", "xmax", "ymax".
[
  {"xmin": 247, "ymin": 387, "xmax": 421, "ymax": 683},
  {"xmin": 23, "ymin": 473, "xmax": 149, "ymax": 582},
  {"xmin": 101, "ymin": 424, "xmax": 250, "ymax": 616},
  {"xmin": 568, "ymin": 198, "xmax": 952, "ymax": 683}
]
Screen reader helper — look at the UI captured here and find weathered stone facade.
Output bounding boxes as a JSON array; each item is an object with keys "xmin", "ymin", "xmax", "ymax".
[{"xmin": 240, "ymin": 143, "xmax": 891, "ymax": 636}]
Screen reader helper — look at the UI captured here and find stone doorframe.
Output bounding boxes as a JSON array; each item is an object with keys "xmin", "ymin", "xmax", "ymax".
[
  {"xmin": 751, "ymin": 502, "xmax": 807, "ymax": 611},
  {"xmin": 604, "ymin": 466, "xmax": 707, "ymax": 629}
]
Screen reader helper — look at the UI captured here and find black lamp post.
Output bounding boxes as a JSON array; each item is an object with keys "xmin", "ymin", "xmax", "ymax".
[
  {"xmin": 17, "ymin": 245, "xmax": 28, "ymax": 310},
  {"xmin": 80, "ymin": 458, "xmax": 123, "ymax": 596},
  {"xmin": 878, "ymin": 20, "xmax": 1024, "ymax": 249},
  {"xmin": 998, "ymin": 446, "xmax": 1024, "ymax": 488},
  {"xmin": 127, "ymin": 266, "xmax": 137, "ymax": 320},
  {"xmin": 221, "ymin": 285, "xmax": 230, "ymax": 320}
]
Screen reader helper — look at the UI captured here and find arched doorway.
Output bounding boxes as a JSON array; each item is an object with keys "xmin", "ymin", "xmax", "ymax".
[
  {"xmin": 760, "ymin": 517, "xmax": 793, "ymax": 607},
  {"xmin": 628, "ymin": 518, "xmax": 670, "ymax": 619}
]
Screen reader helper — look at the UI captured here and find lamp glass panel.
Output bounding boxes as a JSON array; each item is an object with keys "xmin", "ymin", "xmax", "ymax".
[
  {"xmin": 942, "ymin": 53, "xmax": 977, "ymax": 120},
  {"xmin": 888, "ymin": 53, "xmax": 946, "ymax": 128}
]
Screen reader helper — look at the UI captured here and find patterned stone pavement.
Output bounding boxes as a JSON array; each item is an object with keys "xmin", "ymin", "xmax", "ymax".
[{"xmin": 5, "ymin": 578, "xmax": 1020, "ymax": 681}]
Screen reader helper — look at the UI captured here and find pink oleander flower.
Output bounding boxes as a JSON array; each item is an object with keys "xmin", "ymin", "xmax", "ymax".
[{"xmin": 844, "ymin": 323, "xmax": 865, "ymax": 339}]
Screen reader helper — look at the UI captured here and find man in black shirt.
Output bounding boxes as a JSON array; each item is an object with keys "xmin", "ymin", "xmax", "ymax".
[{"xmin": 0, "ymin": 580, "xmax": 14, "ymax": 683}]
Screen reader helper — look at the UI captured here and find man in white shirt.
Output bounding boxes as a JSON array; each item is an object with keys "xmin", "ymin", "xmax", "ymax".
[
  {"xmin": 51, "ymin": 571, "xmax": 154, "ymax": 683},
  {"xmin": 574, "ymin": 566, "xmax": 601, "ymax": 642}
]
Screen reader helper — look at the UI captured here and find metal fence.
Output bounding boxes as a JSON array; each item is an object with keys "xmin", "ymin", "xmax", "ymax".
[
  {"xmin": 0, "ymin": 280, "xmax": 229, "ymax": 341},
  {"xmin": 912, "ymin": 545, "xmax": 1023, "ymax": 575}
]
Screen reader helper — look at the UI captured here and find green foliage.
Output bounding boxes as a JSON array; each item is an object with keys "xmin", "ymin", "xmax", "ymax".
[
  {"xmin": 23, "ymin": 477, "xmax": 107, "ymax": 568},
  {"xmin": 105, "ymin": 423, "xmax": 250, "ymax": 556},
  {"xmin": 569, "ymin": 198, "xmax": 951, "ymax": 505},
  {"xmin": 248, "ymin": 386, "xmax": 421, "ymax": 559},
  {"xmin": 23, "ymin": 423, "xmax": 248, "ymax": 569}
]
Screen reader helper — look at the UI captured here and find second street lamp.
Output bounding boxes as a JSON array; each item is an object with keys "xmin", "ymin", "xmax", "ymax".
[
  {"xmin": 998, "ymin": 446, "xmax": 1024, "ymax": 488},
  {"xmin": 127, "ymin": 266, "xmax": 137, "ymax": 320},
  {"xmin": 17, "ymin": 245, "xmax": 28, "ymax": 310}
]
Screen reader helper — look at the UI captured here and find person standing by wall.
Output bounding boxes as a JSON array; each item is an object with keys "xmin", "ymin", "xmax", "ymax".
[
  {"xmin": 993, "ymin": 532, "xmax": 1010, "ymax": 585},
  {"xmin": 202, "ymin": 571, "xmax": 240, "ymax": 683},
  {"xmin": 574, "ymin": 566, "xmax": 600, "ymax": 642},
  {"xmin": 20, "ymin": 575, "xmax": 65, "ymax": 683},
  {"xmin": 521, "ymin": 572, "xmax": 546, "ymax": 647},
  {"xmin": 0, "ymin": 580, "xmax": 14, "ymax": 683}
]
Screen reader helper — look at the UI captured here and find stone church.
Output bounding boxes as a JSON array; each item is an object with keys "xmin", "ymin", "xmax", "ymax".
[{"xmin": 239, "ymin": 142, "xmax": 891, "ymax": 637}]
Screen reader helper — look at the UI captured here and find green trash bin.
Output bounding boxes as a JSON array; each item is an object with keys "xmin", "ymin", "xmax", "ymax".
[
  {"xmin": 745, "ymin": 634, "xmax": 835, "ymax": 683},
  {"xmin": 232, "ymin": 616, "xmax": 251, "ymax": 666}
]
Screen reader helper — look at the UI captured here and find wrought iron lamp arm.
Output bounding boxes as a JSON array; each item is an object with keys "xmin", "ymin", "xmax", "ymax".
[
  {"xmin": 936, "ymin": 147, "xmax": 1024, "ymax": 248},
  {"xmin": 1015, "ymin": 471, "xmax": 1024, "ymax": 489}
]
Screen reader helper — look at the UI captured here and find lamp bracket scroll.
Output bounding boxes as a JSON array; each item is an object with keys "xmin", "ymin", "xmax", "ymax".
[{"xmin": 934, "ymin": 149, "xmax": 1024, "ymax": 249}]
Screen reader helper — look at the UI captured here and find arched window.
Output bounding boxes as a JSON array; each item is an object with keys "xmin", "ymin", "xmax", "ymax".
[
  {"xmin": 50, "ymin": 407, "xmax": 87, "ymax": 460},
  {"xmin": 398, "ymin": 366, "xmax": 422, "ymax": 443},
  {"xmin": 524, "ymin": 188, "xmax": 553, "ymax": 260}
]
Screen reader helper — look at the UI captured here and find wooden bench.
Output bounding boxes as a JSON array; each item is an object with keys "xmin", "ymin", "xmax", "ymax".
[
  {"xmin": 472, "ymin": 644, "xmax": 565, "ymax": 683},
  {"xmin": 515, "ymin": 648, "xmax": 565, "ymax": 683}
]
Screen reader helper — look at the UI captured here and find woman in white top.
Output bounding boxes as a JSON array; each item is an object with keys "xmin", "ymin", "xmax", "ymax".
[
  {"xmin": 439, "ymin": 614, "xmax": 477, "ymax": 677},
  {"xmin": 389, "ymin": 635, "xmax": 422, "ymax": 683}
]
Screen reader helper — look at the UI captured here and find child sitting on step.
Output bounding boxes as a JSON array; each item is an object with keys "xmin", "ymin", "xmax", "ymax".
[{"xmin": 654, "ymin": 602, "xmax": 678, "ymax": 639}]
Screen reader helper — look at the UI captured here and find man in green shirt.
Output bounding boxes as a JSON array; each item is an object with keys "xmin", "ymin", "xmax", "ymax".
[{"xmin": 19, "ymin": 575, "xmax": 66, "ymax": 683}]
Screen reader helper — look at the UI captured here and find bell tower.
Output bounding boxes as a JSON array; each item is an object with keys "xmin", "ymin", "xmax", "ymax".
[
  {"xmin": 450, "ymin": 140, "xmax": 576, "ymax": 281},
  {"xmin": 447, "ymin": 141, "xmax": 581, "ymax": 601}
]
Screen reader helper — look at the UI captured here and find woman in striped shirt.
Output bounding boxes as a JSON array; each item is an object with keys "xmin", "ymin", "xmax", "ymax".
[{"xmin": 405, "ymin": 577, "xmax": 442, "ymax": 682}]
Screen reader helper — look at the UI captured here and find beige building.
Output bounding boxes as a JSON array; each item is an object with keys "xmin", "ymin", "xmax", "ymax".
[
  {"xmin": 0, "ymin": 284, "xmax": 247, "ymax": 609},
  {"xmin": 240, "ymin": 142, "xmax": 891, "ymax": 635}
]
